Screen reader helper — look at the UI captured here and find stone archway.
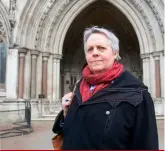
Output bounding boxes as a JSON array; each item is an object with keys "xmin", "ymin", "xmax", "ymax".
[
  {"xmin": 61, "ymin": 0, "xmax": 142, "ymax": 95},
  {"xmin": 52, "ymin": 0, "xmax": 156, "ymax": 97},
  {"xmin": 56, "ymin": 0, "xmax": 164, "ymax": 117},
  {"xmin": 49, "ymin": 0, "xmax": 163, "ymax": 104},
  {"xmin": 15, "ymin": 0, "xmax": 164, "ymax": 117},
  {"xmin": 16, "ymin": 0, "xmax": 164, "ymax": 99}
]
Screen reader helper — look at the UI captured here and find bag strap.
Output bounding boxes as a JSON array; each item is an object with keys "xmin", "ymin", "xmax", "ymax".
[{"xmin": 72, "ymin": 80, "xmax": 80, "ymax": 93}]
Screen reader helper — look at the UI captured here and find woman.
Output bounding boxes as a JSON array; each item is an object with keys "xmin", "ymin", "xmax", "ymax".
[{"xmin": 52, "ymin": 26, "xmax": 158, "ymax": 150}]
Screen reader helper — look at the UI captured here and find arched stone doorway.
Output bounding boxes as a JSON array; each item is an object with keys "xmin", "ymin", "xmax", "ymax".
[
  {"xmin": 61, "ymin": 1, "xmax": 142, "ymax": 96},
  {"xmin": 15, "ymin": 0, "xmax": 164, "ymax": 117}
]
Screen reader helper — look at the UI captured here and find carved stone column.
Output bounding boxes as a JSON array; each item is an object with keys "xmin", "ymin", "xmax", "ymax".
[
  {"xmin": 6, "ymin": 48, "xmax": 18, "ymax": 99},
  {"xmin": 47, "ymin": 54, "xmax": 53, "ymax": 100},
  {"xmin": 30, "ymin": 50, "xmax": 39, "ymax": 99},
  {"xmin": 18, "ymin": 48, "xmax": 27, "ymax": 99},
  {"xmin": 23, "ymin": 49, "xmax": 31, "ymax": 99},
  {"xmin": 141, "ymin": 53, "xmax": 150, "ymax": 92},
  {"xmin": 42, "ymin": 52, "xmax": 50, "ymax": 98},
  {"xmin": 152, "ymin": 50, "xmax": 164, "ymax": 116},
  {"xmin": 52, "ymin": 54, "xmax": 62, "ymax": 101},
  {"xmin": 152, "ymin": 51, "xmax": 163, "ymax": 98}
]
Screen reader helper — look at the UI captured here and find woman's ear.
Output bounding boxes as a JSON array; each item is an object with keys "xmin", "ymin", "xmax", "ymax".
[{"xmin": 113, "ymin": 51, "xmax": 119, "ymax": 59}]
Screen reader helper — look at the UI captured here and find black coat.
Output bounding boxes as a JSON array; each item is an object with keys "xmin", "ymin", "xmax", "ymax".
[{"xmin": 52, "ymin": 71, "xmax": 159, "ymax": 150}]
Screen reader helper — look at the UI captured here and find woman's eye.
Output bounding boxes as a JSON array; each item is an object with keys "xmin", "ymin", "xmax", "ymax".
[
  {"xmin": 87, "ymin": 48, "xmax": 93, "ymax": 52},
  {"xmin": 98, "ymin": 46, "xmax": 105, "ymax": 51}
]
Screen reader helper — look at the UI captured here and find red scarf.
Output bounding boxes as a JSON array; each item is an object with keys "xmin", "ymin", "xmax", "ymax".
[{"xmin": 80, "ymin": 62, "xmax": 123, "ymax": 102}]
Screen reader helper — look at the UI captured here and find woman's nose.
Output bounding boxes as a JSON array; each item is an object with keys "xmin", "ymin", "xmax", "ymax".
[{"xmin": 92, "ymin": 47, "xmax": 99, "ymax": 55}]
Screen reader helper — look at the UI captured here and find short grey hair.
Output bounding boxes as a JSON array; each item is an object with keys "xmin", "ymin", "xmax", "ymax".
[{"xmin": 83, "ymin": 26, "xmax": 121, "ymax": 60}]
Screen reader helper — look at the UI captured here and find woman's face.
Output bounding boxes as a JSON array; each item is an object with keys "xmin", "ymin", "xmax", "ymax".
[{"xmin": 85, "ymin": 33, "xmax": 118, "ymax": 74}]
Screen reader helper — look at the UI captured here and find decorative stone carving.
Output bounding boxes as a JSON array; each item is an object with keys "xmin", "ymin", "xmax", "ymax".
[
  {"xmin": 46, "ymin": 0, "xmax": 75, "ymax": 48},
  {"xmin": 30, "ymin": 49, "xmax": 40, "ymax": 56},
  {"xmin": 42, "ymin": 52, "xmax": 50, "ymax": 58},
  {"xmin": 140, "ymin": 53, "xmax": 150, "ymax": 59},
  {"xmin": 145, "ymin": 0, "xmax": 164, "ymax": 34},
  {"xmin": 18, "ymin": 47, "xmax": 28, "ymax": 53},
  {"xmin": 9, "ymin": 0, "xmax": 16, "ymax": 47},
  {"xmin": 0, "ymin": 21, "xmax": 6, "ymax": 42},
  {"xmin": 9, "ymin": 0, "xmax": 16, "ymax": 19},
  {"xmin": 35, "ymin": 0, "xmax": 57, "ymax": 48},
  {"xmin": 52, "ymin": 54, "xmax": 62, "ymax": 60},
  {"xmin": 130, "ymin": 0, "xmax": 156, "ymax": 46},
  {"xmin": 152, "ymin": 50, "xmax": 164, "ymax": 60}
]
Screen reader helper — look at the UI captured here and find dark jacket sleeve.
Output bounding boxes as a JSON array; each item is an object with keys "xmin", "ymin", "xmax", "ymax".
[
  {"xmin": 131, "ymin": 91, "xmax": 159, "ymax": 149},
  {"xmin": 52, "ymin": 110, "xmax": 64, "ymax": 134}
]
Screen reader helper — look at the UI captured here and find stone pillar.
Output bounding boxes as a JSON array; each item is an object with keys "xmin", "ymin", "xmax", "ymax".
[
  {"xmin": 42, "ymin": 52, "xmax": 50, "ymax": 98},
  {"xmin": 162, "ymin": 50, "xmax": 165, "ymax": 101},
  {"xmin": 18, "ymin": 48, "xmax": 27, "ymax": 99},
  {"xmin": 23, "ymin": 49, "xmax": 31, "ymax": 99},
  {"xmin": 30, "ymin": 50, "xmax": 39, "ymax": 99},
  {"xmin": 47, "ymin": 55, "xmax": 53, "ymax": 100},
  {"xmin": 6, "ymin": 49, "xmax": 18, "ymax": 99},
  {"xmin": 141, "ymin": 53, "xmax": 151, "ymax": 92},
  {"xmin": 152, "ymin": 51, "xmax": 163, "ymax": 98},
  {"xmin": 155, "ymin": 59, "xmax": 161, "ymax": 97},
  {"xmin": 36, "ymin": 53, "xmax": 42, "ymax": 99},
  {"xmin": 152, "ymin": 51, "xmax": 164, "ymax": 116},
  {"xmin": 52, "ymin": 54, "xmax": 62, "ymax": 101}
]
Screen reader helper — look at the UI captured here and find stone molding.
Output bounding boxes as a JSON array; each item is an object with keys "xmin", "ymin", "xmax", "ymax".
[
  {"xmin": 52, "ymin": 54, "xmax": 62, "ymax": 60},
  {"xmin": 130, "ymin": 0, "xmax": 156, "ymax": 46},
  {"xmin": 19, "ymin": 52, "xmax": 26, "ymax": 57},
  {"xmin": 140, "ymin": 53, "xmax": 150, "ymax": 59},
  {"xmin": 162, "ymin": 50, "xmax": 165, "ymax": 56},
  {"xmin": 9, "ymin": 0, "xmax": 16, "ymax": 20},
  {"xmin": 30, "ymin": 49, "xmax": 40, "ymax": 56},
  {"xmin": 145, "ymin": 0, "xmax": 164, "ymax": 34},
  {"xmin": 152, "ymin": 50, "xmax": 164, "ymax": 58},
  {"xmin": 8, "ymin": 0, "xmax": 17, "ymax": 47},
  {"xmin": 46, "ymin": 0, "xmax": 74, "ymax": 48},
  {"xmin": 18, "ymin": 0, "xmax": 161, "ymax": 54},
  {"xmin": 154, "ymin": 97, "xmax": 164, "ymax": 102},
  {"xmin": 35, "ymin": 0, "xmax": 57, "ymax": 48},
  {"xmin": 0, "ymin": 21, "xmax": 7, "ymax": 42},
  {"xmin": 42, "ymin": 52, "xmax": 50, "ymax": 57},
  {"xmin": 18, "ymin": 47, "xmax": 28, "ymax": 53},
  {"xmin": 0, "ymin": 1, "xmax": 10, "ymax": 43}
]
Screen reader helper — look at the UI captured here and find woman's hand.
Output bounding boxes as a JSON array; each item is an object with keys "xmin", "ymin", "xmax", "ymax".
[{"xmin": 62, "ymin": 92, "xmax": 74, "ymax": 118}]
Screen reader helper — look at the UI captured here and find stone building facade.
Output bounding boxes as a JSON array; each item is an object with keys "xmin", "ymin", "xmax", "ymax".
[{"xmin": 0, "ymin": 0, "xmax": 164, "ymax": 119}]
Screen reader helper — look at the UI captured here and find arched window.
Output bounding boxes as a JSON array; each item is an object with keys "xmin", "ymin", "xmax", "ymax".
[{"xmin": 0, "ymin": 21, "xmax": 7, "ymax": 89}]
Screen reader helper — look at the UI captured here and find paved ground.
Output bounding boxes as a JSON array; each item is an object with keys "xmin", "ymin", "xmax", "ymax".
[{"xmin": 0, "ymin": 120, "xmax": 164, "ymax": 150}]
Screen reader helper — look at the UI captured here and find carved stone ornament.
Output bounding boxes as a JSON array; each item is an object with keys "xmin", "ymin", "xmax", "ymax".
[
  {"xmin": 30, "ymin": 49, "xmax": 40, "ymax": 56},
  {"xmin": 130, "ymin": 0, "xmax": 156, "ymax": 46},
  {"xmin": 52, "ymin": 53, "xmax": 62, "ymax": 59},
  {"xmin": 18, "ymin": 47, "xmax": 29, "ymax": 53},
  {"xmin": 140, "ymin": 53, "xmax": 150, "ymax": 59},
  {"xmin": 42, "ymin": 52, "xmax": 50, "ymax": 57},
  {"xmin": 46, "ymin": 0, "xmax": 74, "ymax": 48},
  {"xmin": 35, "ymin": 0, "xmax": 56, "ymax": 48},
  {"xmin": 9, "ymin": 0, "xmax": 17, "ymax": 19},
  {"xmin": 0, "ymin": 21, "xmax": 6, "ymax": 42},
  {"xmin": 145, "ymin": 0, "xmax": 164, "ymax": 34},
  {"xmin": 152, "ymin": 50, "xmax": 164, "ymax": 58}
]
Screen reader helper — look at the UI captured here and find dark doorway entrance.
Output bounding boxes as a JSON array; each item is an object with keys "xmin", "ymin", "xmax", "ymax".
[{"xmin": 61, "ymin": 0, "xmax": 142, "ymax": 96}]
